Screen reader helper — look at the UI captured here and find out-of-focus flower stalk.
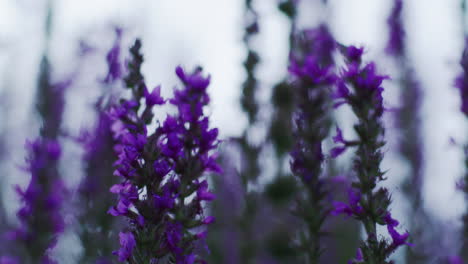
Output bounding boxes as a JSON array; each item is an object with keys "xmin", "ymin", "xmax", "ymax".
[
  {"xmin": 1, "ymin": 2, "xmax": 68, "ymax": 262},
  {"xmin": 455, "ymin": 37, "xmax": 468, "ymax": 262},
  {"xmin": 385, "ymin": 1, "xmax": 427, "ymax": 262}
]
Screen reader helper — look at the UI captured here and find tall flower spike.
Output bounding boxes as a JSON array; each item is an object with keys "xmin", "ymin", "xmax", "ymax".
[
  {"xmin": 455, "ymin": 37, "xmax": 468, "ymax": 262},
  {"xmin": 332, "ymin": 46, "xmax": 410, "ymax": 263},
  {"xmin": 386, "ymin": 0, "xmax": 404, "ymax": 56},
  {"xmin": 76, "ymin": 100, "xmax": 120, "ymax": 263},
  {"xmin": 2, "ymin": 41, "xmax": 68, "ymax": 262},
  {"xmin": 76, "ymin": 32, "xmax": 126, "ymax": 262},
  {"xmin": 288, "ymin": 24, "xmax": 336, "ymax": 263},
  {"xmin": 6, "ymin": 139, "xmax": 65, "ymax": 264},
  {"xmin": 109, "ymin": 39, "xmax": 220, "ymax": 263}
]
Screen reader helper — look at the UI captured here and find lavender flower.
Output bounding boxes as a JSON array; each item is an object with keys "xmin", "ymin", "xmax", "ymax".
[
  {"xmin": 456, "ymin": 37, "xmax": 468, "ymax": 263},
  {"xmin": 288, "ymin": 24, "xmax": 336, "ymax": 263},
  {"xmin": 109, "ymin": 39, "xmax": 220, "ymax": 263},
  {"xmin": 6, "ymin": 138, "xmax": 65, "ymax": 263},
  {"xmin": 386, "ymin": 0, "xmax": 405, "ymax": 56},
  {"xmin": 386, "ymin": 1, "xmax": 427, "ymax": 261},
  {"xmin": 2, "ymin": 43, "xmax": 68, "ymax": 262},
  {"xmin": 242, "ymin": 0, "xmax": 260, "ymax": 124},
  {"xmin": 332, "ymin": 46, "xmax": 410, "ymax": 263},
  {"xmin": 456, "ymin": 38, "xmax": 468, "ymax": 116},
  {"xmin": 0, "ymin": 256, "xmax": 19, "ymax": 264},
  {"xmin": 76, "ymin": 102, "xmax": 120, "ymax": 263}
]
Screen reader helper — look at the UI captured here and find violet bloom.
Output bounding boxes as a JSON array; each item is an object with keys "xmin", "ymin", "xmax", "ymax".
[
  {"xmin": 114, "ymin": 232, "xmax": 136, "ymax": 262},
  {"xmin": 103, "ymin": 27, "xmax": 123, "ymax": 84},
  {"xmin": 332, "ymin": 46, "xmax": 409, "ymax": 263},
  {"xmin": 241, "ymin": 0, "xmax": 260, "ymax": 124},
  {"xmin": 108, "ymin": 39, "xmax": 220, "ymax": 263},
  {"xmin": 0, "ymin": 256, "xmax": 19, "ymax": 264},
  {"xmin": 455, "ymin": 38, "xmax": 468, "ymax": 116},
  {"xmin": 288, "ymin": 24, "xmax": 336, "ymax": 263},
  {"xmin": 386, "ymin": 0, "xmax": 405, "ymax": 56},
  {"xmin": 456, "ymin": 38, "xmax": 468, "ymax": 262},
  {"xmin": 36, "ymin": 57, "xmax": 69, "ymax": 140},
  {"xmin": 347, "ymin": 248, "xmax": 363, "ymax": 264},
  {"xmin": 5, "ymin": 139, "xmax": 64, "ymax": 263},
  {"xmin": 76, "ymin": 102, "xmax": 120, "ymax": 263}
]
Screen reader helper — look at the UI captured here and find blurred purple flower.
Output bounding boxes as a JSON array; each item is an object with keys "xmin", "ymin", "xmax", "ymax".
[
  {"xmin": 108, "ymin": 40, "xmax": 220, "ymax": 263},
  {"xmin": 456, "ymin": 38, "xmax": 468, "ymax": 116},
  {"xmin": 6, "ymin": 139, "xmax": 65, "ymax": 263},
  {"xmin": 103, "ymin": 27, "xmax": 123, "ymax": 84},
  {"xmin": 113, "ymin": 232, "xmax": 136, "ymax": 262},
  {"xmin": 386, "ymin": 0, "xmax": 405, "ymax": 56}
]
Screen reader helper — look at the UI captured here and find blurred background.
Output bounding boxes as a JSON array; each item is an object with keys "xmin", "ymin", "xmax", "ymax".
[{"xmin": 0, "ymin": 0, "xmax": 467, "ymax": 262}]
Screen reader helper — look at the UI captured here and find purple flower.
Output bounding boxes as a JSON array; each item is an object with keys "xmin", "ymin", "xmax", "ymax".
[
  {"xmin": 348, "ymin": 248, "xmax": 364, "ymax": 264},
  {"xmin": 109, "ymin": 40, "xmax": 220, "ymax": 263},
  {"xmin": 288, "ymin": 24, "xmax": 336, "ymax": 263},
  {"xmin": 456, "ymin": 39, "xmax": 468, "ymax": 116},
  {"xmin": 153, "ymin": 159, "xmax": 172, "ymax": 178},
  {"xmin": 330, "ymin": 126, "xmax": 349, "ymax": 158},
  {"xmin": 197, "ymin": 180, "xmax": 216, "ymax": 201},
  {"xmin": 330, "ymin": 146, "xmax": 347, "ymax": 158},
  {"xmin": 339, "ymin": 49, "xmax": 388, "ymax": 118},
  {"xmin": 332, "ymin": 127, "xmax": 345, "ymax": 144},
  {"xmin": 0, "ymin": 256, "xmax": 19, "ymax": 264},
  {"xmin": 113, "ymin": 232, "xmax": 136, "ymax": 261},
  {"xmin": 154, "ymin": 190, "xmax": 175, "ymax": 210},
  {"xmin": 103, "ymin": 27, "xmax": 123, "ymax": 84},
  {"xmin": 332, "ymin": 188, "xmax": 364, "ymax": 217},
  {"xmin": 386, "ymin": 0, "xmax": 405, "ymax": 56},
  {"xmin": 7, "ymin": 139, "xmax": 65, "ymax": 262},
  {"xmin": 384, "ymin": 213, "xmax": 411, "ymax": 248},
  {"xmin": 344, "ymin": 46, "xmax": 364, "ymax": 63}
]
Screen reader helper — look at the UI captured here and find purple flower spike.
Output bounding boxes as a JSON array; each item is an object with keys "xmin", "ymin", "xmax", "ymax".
[
  {"xmin": 103, "ymin": 27, "xmax": 123, "ymax": 84},
  {"xmin": 7, "ymin": 138, "xmax": 65, "ymax": 263},
  {"xmin": 333, "ymin": 127, "xmax": 344, "ymax": 144},
  {"xmin": 330, "ymin": 146, "xmax": 346, "ymax": 158},
  {"xmin": 288, "ymin": 24, "xmax": 337, "ymax": 263},
  {"xmin": 113, "ymin": 232, "xmax": 136, "ymax": 262},
  {"xmin": 144, "ymin": 85, "xmax": 165, "ymax": 106},
  {"xmin": 386, "ymin": 0, "xmax": 405, "ymax": 56},
  {"xmin": 109, "ymin": 40, "xmax": 220, "ymax": 263}
]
